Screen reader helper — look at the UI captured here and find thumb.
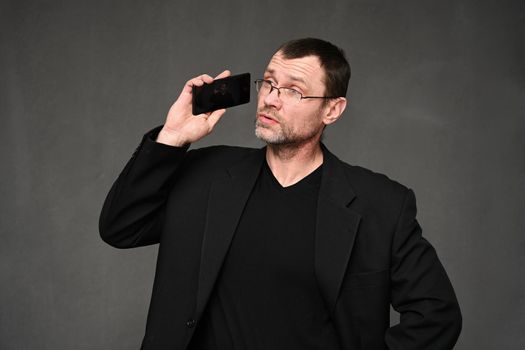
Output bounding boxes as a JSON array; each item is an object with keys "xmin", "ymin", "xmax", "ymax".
[{"xmin": 206, "ymin": 109, "xmax": 226, "ymax": 128}]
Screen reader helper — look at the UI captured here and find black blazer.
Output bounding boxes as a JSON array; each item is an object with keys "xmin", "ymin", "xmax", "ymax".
[{"xmin": 99, "ymin": 126, "xmax": 461, "ymax": 350}]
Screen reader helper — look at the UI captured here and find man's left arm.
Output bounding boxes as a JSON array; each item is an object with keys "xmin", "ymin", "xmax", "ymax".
[{"xmin": 385, "ymin": 189, "xmax": 462, "ymax": 350}]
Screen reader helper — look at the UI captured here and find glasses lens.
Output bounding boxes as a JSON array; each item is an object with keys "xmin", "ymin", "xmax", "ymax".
[
  {"xmin": 256, "ymin": 80, "xmax": 268, "ymax": 93},
  {"xmin": 280, "ymin": 88, "xmax": 301, "ymax": 104},
  {"xmin": 255, "ymin": 80, "xmax": 301, "ymax": 104}
]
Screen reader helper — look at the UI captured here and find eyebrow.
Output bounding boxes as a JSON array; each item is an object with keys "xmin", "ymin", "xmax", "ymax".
[{"xmin": 265, "ymin": 68, "xmax": 307, "ymax": 86}]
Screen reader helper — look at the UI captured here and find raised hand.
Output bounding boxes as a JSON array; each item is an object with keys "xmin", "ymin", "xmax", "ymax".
[{"xmin": 156, "ymin": 70, "xmax": 231, "ymax": 147}]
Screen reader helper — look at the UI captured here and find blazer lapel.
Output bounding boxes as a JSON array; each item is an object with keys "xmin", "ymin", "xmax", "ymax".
[
  {"xmin": 315, "ymin": 145, "xmax": 361, "ymax": 315},
  {"xmin": 195, "ymin": 148, "xmax": 265, "ymax": 320}
]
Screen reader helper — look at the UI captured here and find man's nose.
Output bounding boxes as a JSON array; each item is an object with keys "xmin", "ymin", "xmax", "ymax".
[{"xmin": 263, "ymin": 87, "xmax": 282, "ymax": 109}]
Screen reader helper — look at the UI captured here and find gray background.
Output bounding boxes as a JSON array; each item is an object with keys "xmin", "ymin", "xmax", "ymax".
[{"xmin": 1, "ymin": 0, "xmax": 524, "ymax": 349}]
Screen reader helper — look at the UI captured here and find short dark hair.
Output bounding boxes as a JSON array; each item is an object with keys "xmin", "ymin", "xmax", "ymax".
[{"xmin": 276, "ymin": 38, "xmax": 351, "ymax": 98}]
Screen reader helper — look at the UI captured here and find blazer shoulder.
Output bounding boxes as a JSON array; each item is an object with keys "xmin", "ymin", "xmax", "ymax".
[
  {"xmin": 340, "ymin": 161, "xmax": 411, "ymax": 207},
  {"xmin": 177, "ymin": 144, "xmax": 262, "ymax": 178},
  {"xmin": 187, "ymin": 144, "xmax": 260, "ymax": 164},
  {"xmin": 189, "ymin": 144, "xmax": 259, "ymax": 157}
]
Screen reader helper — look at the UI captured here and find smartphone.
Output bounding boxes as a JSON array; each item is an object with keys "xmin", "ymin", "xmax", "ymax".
[{"xmin": 192, "ymin": 72, "xmax": 251, "ymax": 115}]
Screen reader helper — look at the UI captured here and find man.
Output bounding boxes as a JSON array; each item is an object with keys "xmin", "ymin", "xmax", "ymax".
[{"xmin": 99, "ymin": 38, "xmax": 461, "ymax": 350}]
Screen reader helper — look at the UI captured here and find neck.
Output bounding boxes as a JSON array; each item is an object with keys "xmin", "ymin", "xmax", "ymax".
[{"xmin": 265, "ymin": 140, "xmax": 324, "ymax": 187}]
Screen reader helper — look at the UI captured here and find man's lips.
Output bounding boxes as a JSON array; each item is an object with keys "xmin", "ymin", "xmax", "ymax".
[{"xmin": 258, "ymin": 113, "xmax": 279, "ymax": 124}]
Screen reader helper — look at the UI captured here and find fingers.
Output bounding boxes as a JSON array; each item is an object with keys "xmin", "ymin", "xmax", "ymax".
[
  {"xmin": 184, "ymin": 70, "xmax": 231, "ymax": 92},
  {"xmin": 214, "ymin": 70, "xmax": 231, "ymax": 80},
  {"xmin": 177, "ymin": 70, "xmax": 232, "ymax": 111},
  {"xmin": 184, "ymin": 74, "xmax": 213, "ymax": 91}
]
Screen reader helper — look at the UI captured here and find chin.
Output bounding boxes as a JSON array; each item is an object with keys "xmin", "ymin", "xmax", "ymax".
[{"xmin": 255, "ymin": 127, "xmax": 285, "ymax": 145}]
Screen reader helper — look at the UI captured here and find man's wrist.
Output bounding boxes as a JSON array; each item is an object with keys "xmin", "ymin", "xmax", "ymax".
[{"xmin": 156, "ymin": 128, "xmax": 188, "ymax": 147}]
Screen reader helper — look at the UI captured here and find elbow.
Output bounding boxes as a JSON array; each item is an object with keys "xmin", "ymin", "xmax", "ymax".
[
  {"xmin": 99, "ymin": 214, "xmax": 159, "ymax": 249},
  {"xmin": 99, "ymin": 220, "xmax": 126, "ymax": 249},
  {"xmin": 98, "ymin": 214, "xmax": 135, "ymax": 249}
]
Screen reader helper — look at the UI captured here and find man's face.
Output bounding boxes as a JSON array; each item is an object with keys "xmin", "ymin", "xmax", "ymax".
[{"xmin": 255, "ymin": 52, "xmax": 328, "ymax": 146}]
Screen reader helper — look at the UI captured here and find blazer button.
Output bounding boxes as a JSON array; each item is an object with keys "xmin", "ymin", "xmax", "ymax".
[{"xmin": 185, "ymin": 319, "xmax": 196, "ymax": 328}]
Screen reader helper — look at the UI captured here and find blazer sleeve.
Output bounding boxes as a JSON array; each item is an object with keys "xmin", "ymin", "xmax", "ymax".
[
  {"xmin": 99, "ymin": 126, "xmax": 190, "ymax": 248},
  {"xmin": 385, "ymin": 188, "xmax": 462, "ymax": 350}
]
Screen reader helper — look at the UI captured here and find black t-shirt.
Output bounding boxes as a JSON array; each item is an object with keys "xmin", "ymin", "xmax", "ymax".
[{"xmin": 189, "ymin": 161, "xmax": 341, "ymax": 350}]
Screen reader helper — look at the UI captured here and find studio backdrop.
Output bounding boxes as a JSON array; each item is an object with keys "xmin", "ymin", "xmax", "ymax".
[{"xmin": 1, "ymin": 1, "xmax": 524, "ymax": 349}]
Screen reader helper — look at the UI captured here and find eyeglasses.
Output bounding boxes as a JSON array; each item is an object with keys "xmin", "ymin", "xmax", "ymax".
[{"xmin": 254, "ymin": 79, "xmax": 338, "ymax": 105}]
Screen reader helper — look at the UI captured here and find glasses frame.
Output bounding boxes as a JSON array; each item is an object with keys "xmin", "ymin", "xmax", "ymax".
[{"xmin": 254, "ymin": 79, "xmax": 339, "ymax": 103}]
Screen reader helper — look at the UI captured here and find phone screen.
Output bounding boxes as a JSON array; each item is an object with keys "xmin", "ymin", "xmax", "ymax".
[{"xmin": 192, "ymin": 73, "xmax": 251, "ymax": 115}]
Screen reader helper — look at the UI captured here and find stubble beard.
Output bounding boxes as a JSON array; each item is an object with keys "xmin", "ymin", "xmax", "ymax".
[
  {"xmin": 254, "ymin": 110, "xmax": 291, "ymax": 145},
  {"xmin": 255, "ymin": 120, "xmax": 285, "ymax": 145},
  {"xmin": 254, "ymin": 111, "xmax": 321, "ymax": 147}
]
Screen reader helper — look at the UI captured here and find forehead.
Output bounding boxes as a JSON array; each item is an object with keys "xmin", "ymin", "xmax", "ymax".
[{"xmin": 264, "ymin": 52, "xmax": 325, "ymax": 91}]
